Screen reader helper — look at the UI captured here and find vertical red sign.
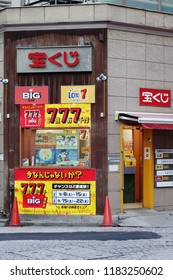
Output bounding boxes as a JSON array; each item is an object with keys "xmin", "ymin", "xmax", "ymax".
[{"xmin": 20, "ymin": 105, "xmax": 45, "ymax": 128}]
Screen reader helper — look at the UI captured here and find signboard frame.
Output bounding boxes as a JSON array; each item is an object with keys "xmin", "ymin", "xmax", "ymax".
[
  {"xmin": 140, "ymin": 88, "xmax": 171, "ymax": 107},
  {"xmin": 155, "ymin": 149, "xmax": 173, "ymax": 188},
  {"xmin": 14, "ymin": 168, "xmax": 96, "ymax": 215}
]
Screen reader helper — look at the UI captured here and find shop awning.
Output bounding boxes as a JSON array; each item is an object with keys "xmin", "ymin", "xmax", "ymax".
[{"xmin": 115, "ymin": 111, "xmax": 173, "ymax": 129}]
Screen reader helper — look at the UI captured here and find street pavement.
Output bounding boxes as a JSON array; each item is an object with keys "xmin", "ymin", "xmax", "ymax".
[
  {"xmin": 118, "ymin": 208, "xmax": 173, "ymax": 227},
  {"xmin": 0, "ymin": 208, "xmax": 173, "ymax": 260}
]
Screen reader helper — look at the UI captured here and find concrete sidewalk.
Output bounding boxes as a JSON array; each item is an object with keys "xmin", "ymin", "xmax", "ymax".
[
  {"xmin": 118, "ymin": 208, "xmax": 173, "ymax": 228},
  {"xmin": 1, "ymin": 208, "xmax": 173, "ymax": 228},
  {"xmin": 18, "ymin": 208, "xmax": 173, "ymax": 228}
]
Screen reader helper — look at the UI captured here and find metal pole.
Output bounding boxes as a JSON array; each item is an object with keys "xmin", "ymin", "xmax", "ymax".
[{"xmin": 0, "ymin": 77, "xmax": 9, "ymax": 217}]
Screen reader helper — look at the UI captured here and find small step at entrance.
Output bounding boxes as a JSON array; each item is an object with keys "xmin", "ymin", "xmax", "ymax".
[{"xmin": 0, "ymin": 219, "xmax": 9, "ymax": 227}]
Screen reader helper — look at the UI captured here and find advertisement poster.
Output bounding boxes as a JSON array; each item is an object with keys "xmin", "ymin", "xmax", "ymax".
[
  {"xmin": 32, "ymin": 129, "xmax": 90, "ymax": 167},
  {"xmin": 20, "ymin": 104, "xmax": 91, "ymax": 128},
  {"xmin": 45, "ymin": 104, "xmax": 91, "ymax": 128},
  {"xmin": 56, "ymin": 132, "xmax": 78, "ymax": 166},
  {"xmin": 14, "ymin": 168, "xmax": 96, "ymax": 215},
  {"xmin": 56, "ymin": 149, "xmax": 79, "ymax": 166},
  {"xmin": 35, "ymin": 132, "xmax": 56, "ymax": 165},
  {"xmin": 20, "ymin": 105, "xmax": 45, "ymax": 128},
  {"xmin": 79, "ymin": 129, "xmax": 90, "ymax": 167}
]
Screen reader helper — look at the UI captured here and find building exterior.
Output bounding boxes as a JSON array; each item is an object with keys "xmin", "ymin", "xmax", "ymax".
[{"xmin": 1, "ymin": 3, "xmax": 173, "ymax": 219}]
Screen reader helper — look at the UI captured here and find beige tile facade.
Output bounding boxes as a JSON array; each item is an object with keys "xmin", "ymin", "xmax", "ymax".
[
  {"xmin": 0, "ymin": 4, "xmax": 172, "ymax": 29},
  {"xmin": 107, "ymin": 23, "xmax": 173, "ymax": 211}
]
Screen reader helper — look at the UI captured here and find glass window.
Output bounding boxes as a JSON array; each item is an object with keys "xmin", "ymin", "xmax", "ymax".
[
  {"xmin": 20, "ymin": 128, "xmax": 91, "ymax": 168},
  {"xmin": 122, "ymin": 129, "xmax": 133, "ymax": 150}
]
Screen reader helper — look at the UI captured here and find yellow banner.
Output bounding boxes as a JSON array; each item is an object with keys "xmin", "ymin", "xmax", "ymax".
[
  {"xmin": 15, "ymin": 180, "xmax": 96, "ymax": 215},
  {"xmin": 61, "ymin": 85, "xmax": 95, "ymax": 103},
  {"xmin": 45, "ymin": 104, "xmax": 91, "ymax": 128}
]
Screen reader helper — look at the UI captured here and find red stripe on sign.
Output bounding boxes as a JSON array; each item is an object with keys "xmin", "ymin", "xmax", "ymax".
[{"xmin": 14, "ymin": 168, "xmax": 96, "ymax": 181}]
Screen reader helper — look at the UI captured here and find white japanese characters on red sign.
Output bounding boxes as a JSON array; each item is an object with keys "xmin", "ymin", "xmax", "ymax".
[{"xmin": 140, "ymin": 88, "xmax": 171, "ymax": 107}]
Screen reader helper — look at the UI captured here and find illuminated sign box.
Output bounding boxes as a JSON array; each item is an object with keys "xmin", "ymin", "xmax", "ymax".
[{"xmin": 140, "ymin": 88, "xmax": 171, "ymax": 107}]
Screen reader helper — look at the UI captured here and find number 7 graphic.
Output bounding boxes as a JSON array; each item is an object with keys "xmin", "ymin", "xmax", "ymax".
[{"xmin": 47, "ymin": 107, "xmax": 81, "ymax": 124}]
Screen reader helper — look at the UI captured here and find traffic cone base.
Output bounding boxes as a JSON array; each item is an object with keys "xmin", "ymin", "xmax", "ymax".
[
  {"xmin": 9, "ymin": 196, "xmax": 21, "ymax": 227},
  {"xmin": 100, "ymin": 195, "xmax": 117, "ymax": 227}
]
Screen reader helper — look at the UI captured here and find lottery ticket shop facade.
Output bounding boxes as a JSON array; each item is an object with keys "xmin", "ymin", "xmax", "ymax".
[{"xmin": 1, "ymin": 4, "xmax": 173, "ymax": 219}]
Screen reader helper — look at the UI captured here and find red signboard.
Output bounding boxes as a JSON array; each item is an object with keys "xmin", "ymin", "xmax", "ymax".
[
  {"xmin": 23, "ymin": 194, "xmax": 47, "ymax": 208},
  {"xmin": 14, "ymin": 168, "xmax": 96, "ymax": 181},
  {"xmin": 15, "ymin": 86, "xmax": 48, "ymax": 104},
  {"xmin": 20, "ymin": 105, "xmax": 45, "ymax": 128},
  {"xmin": 140, "ymin": 88, "xmax": 171, "ymax": 107},
  {"xmin": 155, "ymin": 176, "xmax": 163, "ymax": 181}
]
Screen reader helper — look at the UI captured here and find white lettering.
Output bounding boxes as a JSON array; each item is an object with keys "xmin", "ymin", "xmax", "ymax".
[
  {"xmin": 27, "ymin": 197, "xmax": 41, "ymax": 204},
  {"xmin": 68, "ymin": 92, "xmax": 80, "ymax": 99},
  {"xmin": 28, "ymin": 119, "xmax": 37, "ymax": 123},
  {"xmin": 22, "ymin": 92, "xmax": 41, "ymax": 99}
]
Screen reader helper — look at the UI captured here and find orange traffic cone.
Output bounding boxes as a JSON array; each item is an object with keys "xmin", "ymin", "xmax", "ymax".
[
  {"xmin": 101, "ymin": 195, "xmax": 116, "ymax": 227},
  {"xmin": 9, "ymin": 196, "xmax": 21, "ymax": 226}
]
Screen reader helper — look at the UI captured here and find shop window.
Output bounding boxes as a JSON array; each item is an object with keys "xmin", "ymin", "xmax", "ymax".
[
  {"xmin": 122, "ymin": 129, "xmax": 133, "ymax": 150},
  {"xmin": 20, "ymin": 128, "xmax": 91, "ymax": 168}
]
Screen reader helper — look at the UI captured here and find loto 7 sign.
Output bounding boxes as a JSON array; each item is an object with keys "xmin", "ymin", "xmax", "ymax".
[{"xmin": 140, "ymin": 88, "xmax": 171, "ymax": 107}]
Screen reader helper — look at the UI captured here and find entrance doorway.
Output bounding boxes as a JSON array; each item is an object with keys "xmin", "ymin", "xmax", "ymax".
[{"xmin": 121, "ymin": 125, "xmax": 143, "ymax": 209}]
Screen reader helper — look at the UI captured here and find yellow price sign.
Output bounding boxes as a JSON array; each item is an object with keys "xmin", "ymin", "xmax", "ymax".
[
  {"xmin": 15, "ymin": 180, "xmax": 96, "ymax": 215},
  {"xmin": 14, "ymin": 168, "xmax": 96, "ymax": 215}
]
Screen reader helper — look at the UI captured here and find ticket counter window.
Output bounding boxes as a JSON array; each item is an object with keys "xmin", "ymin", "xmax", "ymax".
[
  {"xmin": 123, "ymin": 129, "xmax": 136, "ymax": 168},
  {"xmin": 20, "ymin": 128, "xmax": 91, "ymax": 168}
]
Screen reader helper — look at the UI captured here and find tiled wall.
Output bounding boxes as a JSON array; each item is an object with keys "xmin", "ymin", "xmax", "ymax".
[
  {"xmin": 107, "ymin": 26, "xmax": 173, "ymax": 211},
  {"xmin": 1, "ymin": 4, "xmax": 173, "ymax": 29}
]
